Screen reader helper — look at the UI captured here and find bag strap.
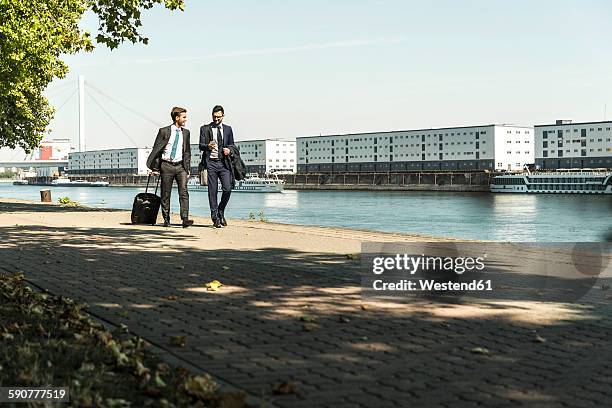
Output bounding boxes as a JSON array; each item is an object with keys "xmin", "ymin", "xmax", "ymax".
[{"xmin": 145, "ymin": 174, "xmax": 151, "ymax": 193}]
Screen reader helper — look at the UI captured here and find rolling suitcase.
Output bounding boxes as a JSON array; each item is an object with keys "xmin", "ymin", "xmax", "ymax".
[{"xmin": 131, "ymin": 174, "xmax": 161, "ymax": 225}]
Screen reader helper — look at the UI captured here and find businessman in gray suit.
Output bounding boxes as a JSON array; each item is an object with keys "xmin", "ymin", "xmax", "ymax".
[{"xmin": 146, "ymin": 106, "xmax": 193, "ymax": 228}]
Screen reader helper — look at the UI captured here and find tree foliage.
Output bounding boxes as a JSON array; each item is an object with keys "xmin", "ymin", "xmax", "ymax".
[{"xmin": 0, "ymin": 0, "xmax": 184, "ymax": 152}]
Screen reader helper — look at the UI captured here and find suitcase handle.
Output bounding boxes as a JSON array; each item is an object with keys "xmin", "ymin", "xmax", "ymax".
[{"xmin": 145, "ymin": 174, "xmax": 160, "ymax": 195}]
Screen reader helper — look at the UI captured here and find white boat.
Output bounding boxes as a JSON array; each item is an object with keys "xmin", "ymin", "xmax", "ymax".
[
  {"xmin": 51, "ymin": 177, "xmax": 110, "ymax": 187},
  {"xmin": 13, "ymin": 180, "xmax": 29, "ymax": 185},
  {"xmin": 491, "ymin": 168, "xmax": 612, "ymax": 194},
  {"xmin": 188, "ymin": 173, "xmax": 284, "ymax": 193}
]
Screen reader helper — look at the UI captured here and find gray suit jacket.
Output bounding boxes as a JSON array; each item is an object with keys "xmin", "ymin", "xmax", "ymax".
[{"xmin": 147, "ymin": 125, "xmax": 191, "ymax": 173}]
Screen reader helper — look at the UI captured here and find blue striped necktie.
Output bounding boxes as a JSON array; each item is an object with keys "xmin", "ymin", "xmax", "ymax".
[{"xmin": 170, "ymin": 129, "xmax": 181, "ymax": 161}]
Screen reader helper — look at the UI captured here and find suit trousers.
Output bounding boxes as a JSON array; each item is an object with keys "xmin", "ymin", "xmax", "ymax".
[
  {"xmin": 206, "ymin": 159, "xmax": 232, "ymax": 220},
  {"xmin": 160, "ymin": 161, "xmax": 189, "ymax": 221}
]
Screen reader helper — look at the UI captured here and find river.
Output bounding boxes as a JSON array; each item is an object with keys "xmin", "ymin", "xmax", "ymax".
[{"xmin": 0, "ymin": 184, "xmax": 610, "ymax": 241}]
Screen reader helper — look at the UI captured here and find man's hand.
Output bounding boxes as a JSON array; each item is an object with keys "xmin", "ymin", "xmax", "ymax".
[
  {"xmin": 222, "ymin": 147, "xmax": 230, "ymax": 156},
  {"xmin": 150, "ymin": 170, "xmax": 160, "ymax": 176},
  {"xmin": 208, "ymin": 141, "xmax": 217, "ymax": 149}
]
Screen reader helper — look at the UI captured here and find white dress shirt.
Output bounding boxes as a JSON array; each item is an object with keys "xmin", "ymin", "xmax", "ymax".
[
  {"xmin": 210, "ymin": 124, "xmax": 223, "ymax": 159},
  {"xmin": 162, "ymin": 124, "xmax": 183, "ymax": 162}
]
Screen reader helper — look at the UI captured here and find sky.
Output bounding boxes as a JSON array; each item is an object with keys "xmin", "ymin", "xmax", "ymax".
[{"xmin": 3, "ymin": 0, "xmax": 612, "ymax": 160}]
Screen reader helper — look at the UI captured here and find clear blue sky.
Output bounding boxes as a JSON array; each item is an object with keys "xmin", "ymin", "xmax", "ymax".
[{"xmin": 3, "ymin": 0, "xmax": 612, "ymax": 159}]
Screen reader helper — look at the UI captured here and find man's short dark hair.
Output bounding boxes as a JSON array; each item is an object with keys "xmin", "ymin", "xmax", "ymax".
[
  {"xmin": 171, "ymin": 106, "xmax": 187, "ymax": 122},
  {"xmin": 212, "ymin": 105, "xmax": 224, "ymax": 115}
]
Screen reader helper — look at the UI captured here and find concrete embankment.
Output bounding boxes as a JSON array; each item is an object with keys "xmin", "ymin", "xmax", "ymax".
[
  {"xmin": 284, "ymin": 183, "xmax": 489, "ymax": 192},
  {"xmin": 20, "ymin": 171, "xmax": 497, "ymax": 192},
  {"xmin": 282, "ymin": 171, "xmax": 495, "ymax": 192}
]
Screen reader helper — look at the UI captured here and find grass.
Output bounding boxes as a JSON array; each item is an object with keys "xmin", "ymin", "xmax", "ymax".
[
  {"xmin": 247, "ymin": 211, "xmax": 267, "ymax": 222},
  {"xmin": 0, "ymin": 273, "xmax": 248, "ymax": 408},
  {"xmin": 58, "ymin": 197, "xmax": 79, "ymax": 207}
]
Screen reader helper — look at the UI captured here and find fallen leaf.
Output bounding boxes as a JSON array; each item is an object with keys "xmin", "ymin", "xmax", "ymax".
[
  {"xmin": 534, "ymin": 334, "xmax": 547, "ymax": 343},
  {"xmin": 132, "ymin": 361, "xmax": 149, "ymax": 378},
  {"xmin": 205, "ymin": 280, "xmax": 223, "ymax": 291},
  {"xmin": 79, "ymin": 362, "xmax": 96, "ymax": 372},
  {"xmin": 166, "ymin": 294, "xmax": 178, "ymax": 301},
  {"xmin": 184, "ymin": 374, "xmax": 219, "ymax": 399},
  {"xmin": 1, "ymin": 333, "xmax": 15, "ymax": 341},
  {"xmin": 273, "ymin": 381, "xmax": 297, "ymax": 395},
  {"xmin": 471, "ymin": 347, "xmax": 490, "ymax": 355},
  {"xmin": 169, "ymin": 335, "xmax": 187, "ymax": 347},
  {"xmin": 105, "ymin": 398, "xmax": 130, "ymax": 407},
  {"xmin": 154, "ymin": 372, "xmax": 166, "ymax": 388},
  {"xmin": 302, "ymin": 323, "xmax": 319, "ymax": 332}
]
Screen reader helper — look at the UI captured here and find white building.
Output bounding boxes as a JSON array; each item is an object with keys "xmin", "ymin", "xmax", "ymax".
[
  {"xmin": 67, "ymin": 140, "xmax": 297, "ymax": 177},
  {"xmin": 535, "ymin": 120, "xmax": 612, "ymax": 169},
  {"xmin": 235, "ymin": 139, "xmax": 296, "ymax": 173},
  {"xmin": 297, "ymin": 124, "xmax": 534, "ymax": 172},
  {"xmin": 68, "ymin": 148, "xmax": 152, "ymax": 176}
]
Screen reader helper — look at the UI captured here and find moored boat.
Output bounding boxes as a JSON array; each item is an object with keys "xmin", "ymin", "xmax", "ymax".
[
  {"xmin": 51, "ymin": 177, "xmax": 110, "ymax": 187},
  {"xmin": 491, "ymin": 168, "xmax": 612, "ymax": 194},
  {"xmin": 187, "ymin": 173, "xmax": 284, "ymax": 193}
]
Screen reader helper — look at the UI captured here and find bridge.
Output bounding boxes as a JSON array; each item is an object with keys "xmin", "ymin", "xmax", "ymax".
[
  {"xmin": 1, "ymin": 75, "xmax": 159, "ymax": 175},
  {"xmin": 0, "ymin": 160, "xmax": 68, "ymax": 170}
]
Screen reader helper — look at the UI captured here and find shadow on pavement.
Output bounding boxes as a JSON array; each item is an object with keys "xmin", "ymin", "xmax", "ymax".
[{"xmin": 0, "ymin": 220, "xmax": 611, "ymax": 407}]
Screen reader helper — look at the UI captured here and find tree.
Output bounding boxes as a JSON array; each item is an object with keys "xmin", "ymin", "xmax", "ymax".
[{"xmin": 0, "ymin": 0, "xmax": 184, "ymax": 152}]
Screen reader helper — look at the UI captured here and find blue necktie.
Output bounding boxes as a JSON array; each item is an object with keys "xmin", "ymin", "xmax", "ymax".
[{"xmin": 170, "ymin": 129, "xmax": 181, "ymax": 161}]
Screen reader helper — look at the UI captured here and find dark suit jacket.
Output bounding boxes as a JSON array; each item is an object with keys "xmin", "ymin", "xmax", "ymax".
[
  {"xmin": 147, "ymin": 125, "xmax": 191, "ymax": 173},
  {"xmin": 199, "ymin": 123, "xmax": 235, "ymax": 166}
]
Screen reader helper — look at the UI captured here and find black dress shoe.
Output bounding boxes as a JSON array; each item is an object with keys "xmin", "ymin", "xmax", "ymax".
[
  {"xmin": 182, "ymin": 219, "xmax": 194, "ymax": 228},
  {"xmin": 213, "ymin": 219, "xmax": 222, "ymax": 228},
  {"xmin": 219, "ymin": 215, "xmax": 227, "ymax": 226},
  {"xmin": 163, "ymin": 220, "xmax": 170, "ymax": 227}
]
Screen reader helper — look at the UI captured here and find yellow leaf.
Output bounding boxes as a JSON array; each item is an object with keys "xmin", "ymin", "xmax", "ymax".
[{"xmin": 205, "ymin": 280, "xmax": 223, "ymax": 291}]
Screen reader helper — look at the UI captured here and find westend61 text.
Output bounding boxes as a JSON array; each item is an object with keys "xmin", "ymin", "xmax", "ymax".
[
  {"xmin": 372, "ymin": 254, "xmax": 486, "ymax": 275},
  {"xmin": 372, "ymin": 279, "xmax": 493, "ymax": 291}
]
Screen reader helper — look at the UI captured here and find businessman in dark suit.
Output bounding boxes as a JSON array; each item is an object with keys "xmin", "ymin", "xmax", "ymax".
[
  {"xmin": 146, "ymin": 106, "xmax": 193, "ymax": 228},
  {"xmin": 199, "ymin": 105, "xmax": 235, "ymax": 228}
]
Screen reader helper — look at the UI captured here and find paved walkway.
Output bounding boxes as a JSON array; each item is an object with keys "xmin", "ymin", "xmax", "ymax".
[{"xmin": 1, "ymin": 199, "xmax": 611, "ymax": 407}]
